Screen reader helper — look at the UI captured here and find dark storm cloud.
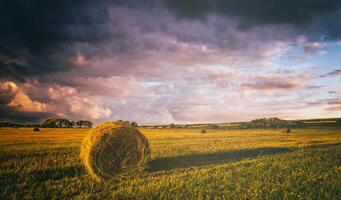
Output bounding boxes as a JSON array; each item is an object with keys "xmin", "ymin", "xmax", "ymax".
[
  {"xmin": 0, "ymin": 0, "xmax": 118, "ymax": 82},
  {"xmin": 0, "ymin": 105, "xmax": 54, "ymax": 123},
  {"xmin": 164, "ymin": 0, "xmax": 341, "ymax": 26},
  {"xmin": 1, "ymin": 0, "xmax": 339, "ymax": 83},
  {"xmin": 0, "ymin": 1, "xmax": 110, "ymax": 52}
]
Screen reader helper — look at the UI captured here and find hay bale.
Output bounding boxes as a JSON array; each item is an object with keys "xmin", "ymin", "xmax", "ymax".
[
  {"xmin": 201, "ymin": 129, "xmax": 206, "ymax": 133},
  {"xmin": 33, "ymin": 128, "xmax": 40, "ymax": 132},
  {"xmin": 80, "ymin": 121, "xmax": 151, "ymax": 181},
  {"xmin": 282, "ymin": 128, "xmax": 291, "ymax": 133}
]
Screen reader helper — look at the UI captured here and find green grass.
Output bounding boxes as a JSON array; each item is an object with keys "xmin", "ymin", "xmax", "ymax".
[{"xmin": 0, "ymin": 127, "xmax": 340, "ymax": 199}]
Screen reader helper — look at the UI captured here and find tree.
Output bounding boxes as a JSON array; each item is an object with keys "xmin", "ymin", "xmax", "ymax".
[
  {"xmin": 170, "ymin": 123, "xmax": 176, "ymax": 129},
  {"xmin": 75, "ymin": 120, "xmax": 93, "ymax": 128},
  {"xmin": 0, "ymin": 120, "xmax": 12, "ymax": 127},
  {"xmin": 131, "ymin": 121, "xmax": 138, "ymax": 127},
  {"xmin": 75, "ymin": 120, "xmax": 82, "ymax": 128},
  {"xmin": 41, "ymin": 118, "xmax": 73, "ymax": 128}
]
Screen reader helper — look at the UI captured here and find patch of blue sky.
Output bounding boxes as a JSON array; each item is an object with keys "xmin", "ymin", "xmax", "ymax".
[
  {"xmin": 142, "ymin": 81, "xmax": 164, "ymax": 88},
  {"xmin": 307, "ymin": 41, "xmax": 341, "ymax": 72},
  {"xmin": 275, "ymin": 40, "xmax": 341, "ymax": 76},
  {"xmin": 274, "ymin": 48, "xmax": 311, "ymax": 72}
]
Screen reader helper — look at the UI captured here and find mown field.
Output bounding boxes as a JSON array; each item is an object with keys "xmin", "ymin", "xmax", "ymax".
[{"xmin": 0, "ymin": 127, "xmax": 340, "ymax": 199}]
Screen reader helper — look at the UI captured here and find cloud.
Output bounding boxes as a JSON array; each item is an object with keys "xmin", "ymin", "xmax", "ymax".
[
  {"xmin": 164, "ymin": 0, "xmax": 341, "ymax": 42},
  {"xmin": 326, "ymin": 99, "xmax": 341, "ymax": 105},
  {"xmin": 8, "ymin": 92, "xmax": 47, "ymax": 112},
  {"xmin": 0, "ymin": 81, "xmax": 47, "ymax": 112},
  {"xmin": 0, "ymin": 0, "xmax": 113, "ymax": 82},
  {"xmin": 325, "ymin": 106, "xmax": 341, "ymax": 111},
  {"xmin": 240, "ymin": 71, "xmax": 307, "ymax": 92},
  {"xmin": 0, "ymin": 81, "xmax": 112, "ymax": 122},
  {"xmin": 305, "ymin": 98, "xmax": 341, "ymax": 112},
  {"xmin": 303, "ymin": 42, "xmax": 326, "ymax": 54},
  {"xmin": 0, "ymin": 1, "xmax": 340, "ymax": 123},
  {"xmin": 164, "ymin": 0, "xmax": 341, "ymax": 26},
  {"xmin": 0, "ymin": 81, "xmax": 18, "ymax": 104},
  {"xmin": 0, "ymin": 106, "xmax": 53, "ymax": 124},
  {"xmin": 319, "ymin": 69, "xmax": 341, "ymax": 78},
  {"xmin": 0, "ymin": 81, "xmax": 53, "ymax": 123},
  {"xmin": 46, "ymin": 84, "xmax": 112, "ymax": 120},
  {"xmin": 242, "ymin": 78, "xmax": 303, "ymax": 90}
]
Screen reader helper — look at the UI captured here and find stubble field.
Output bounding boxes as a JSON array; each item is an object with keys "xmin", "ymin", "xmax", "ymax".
[{"xmin": 0, "ymin": 127, "xmax": 340, "ymax": 199}]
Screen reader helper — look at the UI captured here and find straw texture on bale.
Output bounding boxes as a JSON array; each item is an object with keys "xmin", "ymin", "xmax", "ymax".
[{"xmin": 80, "ymin": 121, "xmax": 151, "ymax": 181}]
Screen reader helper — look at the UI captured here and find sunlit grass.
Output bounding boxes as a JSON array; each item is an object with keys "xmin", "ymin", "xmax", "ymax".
[{"xmin": 0, "ymin": 127, "xmax": 340, "ymax": 199}]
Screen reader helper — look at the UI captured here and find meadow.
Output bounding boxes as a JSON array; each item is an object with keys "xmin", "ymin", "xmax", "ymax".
[{"xmin": 0, "ymin": 127, "xmax": 340, "ymax": 199}]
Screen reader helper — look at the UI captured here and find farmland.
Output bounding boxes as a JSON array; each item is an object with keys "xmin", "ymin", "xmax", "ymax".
[{"xmin": 1, "ymin": 127, "xmax": 341, "ymax": 199}]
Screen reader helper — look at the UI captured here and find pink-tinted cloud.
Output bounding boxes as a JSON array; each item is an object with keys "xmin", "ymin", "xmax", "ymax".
[
  {"xmin": 239, "ymin": 70, "xmax": 309, "ymax": 96},
  {"xmin": 46, "ymin": 84, "xmax": 112, "ymax": 120},
  {"xmin": 0, "ymin": 82, "xmax": 47, "ymax": 112},
  {"xmin": 242, "ymin": 77, "xmax": 303, "ymax": 90},
  {"xmin": 0, "ymin": 81, "xmax": 18, "ymax": 104},
  {"xmin": 0, "ymin": 81, "xmax": 112, "ymax": 121}
]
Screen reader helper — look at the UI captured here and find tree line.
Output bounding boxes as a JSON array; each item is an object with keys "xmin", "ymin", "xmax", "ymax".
[{"xmin": 0, "ymin": 118, "xmax": 93, "ymax": 128}]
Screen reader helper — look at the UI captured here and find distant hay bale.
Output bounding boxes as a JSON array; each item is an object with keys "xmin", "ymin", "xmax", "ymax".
[
  {"xmin": 282, "ymin": 128, "xmax": 291, "ymax": 133},
  {"xmin": 201, "ymin": 129, "xmax": 206, "ymax": 133},
  {"xmin": 80, "ymin": 121, "xmax": 151, "ymax": 181},
  {"xmin": 33, "ymin": 128, "xmax": 40, "ymax": 132}
]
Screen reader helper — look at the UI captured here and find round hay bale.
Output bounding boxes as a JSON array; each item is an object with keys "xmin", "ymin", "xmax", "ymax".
[
  {"xmin": 281, "ymin": 128, "xmax": 291, "ymax": 133},
  {"xmin": 201, "ymin": 129, "xmax": 206, "ymax": 133},
  {"xmin": 80, "ymin": 121, "xmax": 151, "ymax": 181},
  {"xmin": 33, "ymin": 127, "xmax": 40, "ymax": 132}
]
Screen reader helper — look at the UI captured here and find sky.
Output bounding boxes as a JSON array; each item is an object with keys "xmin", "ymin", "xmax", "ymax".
[{"xmin": 0, "ymin": 0, "xmax": 340, "ymax": 124}]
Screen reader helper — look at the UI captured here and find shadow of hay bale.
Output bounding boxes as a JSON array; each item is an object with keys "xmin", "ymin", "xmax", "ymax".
[
  {"xmin": 149, "ymin": 147, "xmax": 294, "ymax": 172},
  {"xmin": 28, "ymin": 166, "xmax": 84, "ymax": 182},
  {"xmin": 0, "ymin": 173, "xmax": 20, "ymax": 186}
]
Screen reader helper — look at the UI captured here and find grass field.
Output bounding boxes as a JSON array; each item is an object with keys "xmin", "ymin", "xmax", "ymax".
[{"xmin": 1, "ymin": 127, "xmax": 341, "ymax": 199}]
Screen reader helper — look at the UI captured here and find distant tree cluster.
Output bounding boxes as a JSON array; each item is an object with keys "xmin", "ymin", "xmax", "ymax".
[
  {"xmin": 115, "ymin": 120, "xmax": 139, "ymax": 127},
  {"xmin": 0, "ymin": 120, "xmax": 29, "ymax": 128},
  {"xmin": 0, "ymin": 118, "xmax": 142, "ymax": 129},
  {"xmin": 75, "ymin": 120, "xmax": 93, "ymax": 128},
  {"xmin": 0, "ymin": 118, "xmax": 94, "ymax": 128},
  {"xmin": 130, "ymin": 121, "xmax": 138, "ymax": 127},
  {"xmin": 0, "ymin": 120, "xmax": 13, "ymax": 127},
  {"xmin": 40, "ymin": 118, "xmax": 93, "ymax": 128},
  {"xmin": 41, "ymin": 118, "xmax": 73, "ymax": 128},
  {"xmin": 238, "ymin": 118, "xmax": 297, "ymax": 129}
]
